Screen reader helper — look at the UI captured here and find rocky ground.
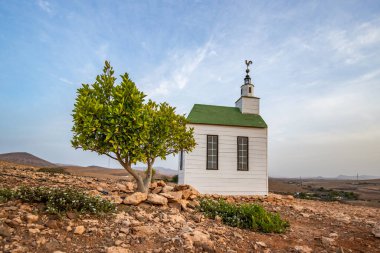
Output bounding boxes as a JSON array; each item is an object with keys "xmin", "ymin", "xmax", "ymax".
[{"xmin": 0, "ymin": 161, "xmax": 379, "ymax": 253}]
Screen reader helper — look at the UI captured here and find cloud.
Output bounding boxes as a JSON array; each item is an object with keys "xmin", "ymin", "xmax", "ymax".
[
  {"xmin": 327, "ymin": 20, "xmax": 380, "ymax": 64},
  {"xmin": 59, "ymin": 77, "xmax": 74, "ymax": 85},
  {"xmin": 37, "ymin": 0, "xmax": 52, "ymax": 14},
  {"xmin": 142, "ymin": 39, "xmax": 215, "ymax": 98}
]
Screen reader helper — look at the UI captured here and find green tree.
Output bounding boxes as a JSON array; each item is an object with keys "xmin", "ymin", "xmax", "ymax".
[
  {"xmin": 71, "ymin": 61, "xmax": 195, "ymax": 193},
  {"xmin": 142, "ymin": 101, "xmax": 196, "ymax": 186}
]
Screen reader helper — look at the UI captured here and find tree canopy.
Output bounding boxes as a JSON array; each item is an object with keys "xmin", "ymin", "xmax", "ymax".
[{"xmin": 71, "ymin": 61, "xmax": 195, "ymax": 192}]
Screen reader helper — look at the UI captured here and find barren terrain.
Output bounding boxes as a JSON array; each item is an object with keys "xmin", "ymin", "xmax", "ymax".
[{"xmin": 0, "ymin": 161, "xmax": 379, "ymax": 253}]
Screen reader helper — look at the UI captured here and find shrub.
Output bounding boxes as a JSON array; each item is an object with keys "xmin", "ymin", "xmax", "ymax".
[
  {"xmin": 171, "ymin": 175, "xmax": 178, "ymax": 183},
  {"xmin": 198, "ymin": 198, "xmax": 289, "ymax": 233},
  {"xmin": 0, "ymin": 188, "xmax": 14, "ymax": 203},
  {"xmin": 0, "ymin": 186, "xmax": 116, "ymax": 215},
  {"xmin": 37, "ymin": 167, "xmax": 70, "ymax": 175}
]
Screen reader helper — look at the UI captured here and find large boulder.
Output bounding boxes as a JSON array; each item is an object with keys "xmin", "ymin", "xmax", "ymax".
[
  {"xmin": 123, "ymin": 192, "xmax": 148, "ymax": 205},
  {"xmin": 146, "ymin": 193, "xmax": 168, "ymax": 205}
]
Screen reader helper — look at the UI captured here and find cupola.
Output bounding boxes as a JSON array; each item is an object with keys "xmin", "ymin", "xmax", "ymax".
[{"xmin": 235, "ymin": 60, "xmax": 260, "ymax": 114}]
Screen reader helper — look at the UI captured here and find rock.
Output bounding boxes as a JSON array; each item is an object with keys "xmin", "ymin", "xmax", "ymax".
[
  {"xmin": 123, "ymin": 192, "xmax": 147, "ymax": 205},
  {"xmin": 184, "ymin": 230, "xmax": 215, "ymax": 252},
  {"xmin": 146, "ymin": 193, "xmax": 168, "ymax": 205},
  {"xmin": 300, "ymin": 213, "xmax": 310, "ymax": 218},
  {"xmin": 152, "ymin": 186, "xmax": 162, "ymax": 194},
  {"xmin": 169, "ymin": 214, "xmax": 186, "ymax": 224},
  {"xmin": 46, "ymin": 220, "xmax": 59, "ymax": 229},
  {"xmin": 133, "ymin": 225, "xmax": 159, "ymax": 236},
  {"xmin": 256, "ymin": 241, "xmax": 267, "ymax": 247},
  {"xmin": 321, "ymin": 236, "xmax": 335, "ymax": 247},
  {"xmin": 66, "ymin": 226, "xmax": 72, "ymax": 232},
  {"xmin": 168, "ymin": 202, "xmax": 182, "ymax": 211},
  {"xmin": 28, "ymin": 228, "xmax": 40, "ymax": 234},
  {"xmin": 294, "ymin": 245, "xmax": 312, "ymax": 253},
  {"xmin": 53, "ymin": 251, "xmax": 66, "ymax": 253},
  {"xmin": 182, "ymin": 187, "xmax": 199, "ymax": 200},
  {"xmin": 292, "ymin": 205, "xmax": 304, "ymax": 211},
  {"xmin": 66, "ymin": 212, "xmax": 77, "ymax": 220},
  {"xmin": 372, "ymin": 223, "xmax": 380, "ymax": 238},
  {"xmin": 125, "ymin": 182, "xmax": 134, "ymax": 191},
  {"xmin": 335, "ymin": 214, "xmax": 351, "ymax": 224},
  {"xmin": 161, "ymin": 185, "xmax": 174, "ymax": 193},
  {"xmin": 109, "ymin": 195, "xmax": 123, "ymax": 204},
  {"xmin": 74, "ymin": 225, "xmax": 85, "ymax": 235},
  {"xmin": 106, "ymin": 246, "xmax": 131, "ymax": 253},
  {"xmin": 156, "ymin": 180, "xmax": 166, "ymax": 187},
  {"xmin": 0, "ymin": 224, "xmax": 12, "ymax": 237},
  {"xmin": 116, "ymin": 183, "xmax": 127, "ymax": 192},
  {"xmin": 26, "ymin": 213, "xmax": 39, "ymax": 223},
  {"xmin": 286, "ymin": 195, "xmax": 294, "ymax": 200},
  {"xmin": 160, "ymin": 191, "xmax": 182, "ymax": 201}
]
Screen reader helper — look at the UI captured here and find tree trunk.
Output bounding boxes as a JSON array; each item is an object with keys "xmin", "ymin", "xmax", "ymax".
[
  {"xmin": 135, "ymin": 176, "xmax": 148, "ymax": 193},
  {"xmin": 143, "ymin": 159, "xmax": 154, "ymax": 191},
  {"xmin": 117, "ymin": 155, "xmax": 149, "ymax": 193}
]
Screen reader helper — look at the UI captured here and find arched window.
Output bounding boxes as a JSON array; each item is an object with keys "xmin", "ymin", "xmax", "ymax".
[{"xmin": 249, "ymin": 87, "xmax": 252, "ymax": 93}]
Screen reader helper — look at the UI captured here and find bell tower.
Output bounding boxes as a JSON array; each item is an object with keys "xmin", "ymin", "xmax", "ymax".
[{"xmin": 235, "ymin": 60, "xmax": 260, "ymax": 114}]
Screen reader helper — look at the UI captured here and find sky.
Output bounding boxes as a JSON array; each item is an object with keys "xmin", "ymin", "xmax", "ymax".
[{"xmin": 0, "ymin": 1, "xmax": 379, "ymax": 177}]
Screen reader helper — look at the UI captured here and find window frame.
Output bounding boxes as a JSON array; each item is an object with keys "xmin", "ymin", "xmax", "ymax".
[
  {"xmin": 206, "ymin": 135, "xmax": 219, "ymax": 170},
  {"xmin": 237, "ymin": 136, "xmax": 249, "ymax": 171}
]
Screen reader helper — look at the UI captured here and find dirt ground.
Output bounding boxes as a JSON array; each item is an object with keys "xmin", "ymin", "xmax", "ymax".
[
  {"xmin": 0, "ymin": 162, "xmax": 379, "ymax": 253},
  {"xmin": 269, "ymin": 178, "xmax": 380, "ymax": 208}
]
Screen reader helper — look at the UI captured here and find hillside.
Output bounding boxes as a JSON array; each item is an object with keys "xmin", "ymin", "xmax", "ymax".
[
  {"xmin": 0, "ymin": 161, "xmax": 379, "ymax": 252},
  {"xmin": 0, "ymin": 152, "xmax": 56, "ymax": 167}
]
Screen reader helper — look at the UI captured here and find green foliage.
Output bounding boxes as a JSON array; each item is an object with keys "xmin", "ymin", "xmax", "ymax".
[
  {"xmin": 0, "ymin": 186, "xmax": 116, "ymax": 215},
  {"xmin": 37, "ymin": 167, "xmax": 70, "ymax": 175},
  {"xmin": 0, "ymin": 188, "xmax": 14, "ymax": 203},
  {"xmin": 171, "ymin": 175, "xmax": 178, "ymax": 183},
  {"xmin": 71, "ymin": 61, "xmax": 148, "ymax": 164},
  {"xmin": 198, "ymin": 198, "xmax": 289, "ymax": 233},
  {"xmin": 71, "ymin": 61, "xmax": 195, "ymax": 192}
]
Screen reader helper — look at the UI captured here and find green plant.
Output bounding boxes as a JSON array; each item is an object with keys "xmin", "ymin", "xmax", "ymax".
[
  {"xmin": 37, "ymin": 167, "xmax": 70, "ymax": 175},
  {"xmin": 171, "ymin": 175, "xmax": 178, "ymax": 183},
  {"xmin": 198, "ymin": 198, "xmax": 289, "ymax": 233},
  {"xmin": 71, "ymin": 61, "xmax": 195, "ymax": 193},
  {"xmin": 0, "ymin": 186, "xmax": 116, "ymax": 215},
  {"xmin": 0, "ymin": 188, "xmax": 14, "ymax": 203}
]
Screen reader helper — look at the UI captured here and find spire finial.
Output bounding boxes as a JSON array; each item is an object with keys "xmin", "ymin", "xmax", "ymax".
[{"xmin": 245, "ymin": 60, "xmax": 252, "ymax": 74}]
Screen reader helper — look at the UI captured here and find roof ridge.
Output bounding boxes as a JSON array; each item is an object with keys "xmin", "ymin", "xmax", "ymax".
[{"xmin": 193, "ymin": 104, "xmax": 237, "ymax": 109}]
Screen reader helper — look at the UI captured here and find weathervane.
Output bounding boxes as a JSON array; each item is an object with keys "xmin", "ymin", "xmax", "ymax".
[{"xmin": 245, "ymin": 60, "xmax": 253, "ymax": 74}]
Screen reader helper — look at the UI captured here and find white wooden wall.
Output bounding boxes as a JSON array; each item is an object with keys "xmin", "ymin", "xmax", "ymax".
[
  {"xmin": 178, "ymin": 124, "xmax": 268, "ymax": 195},
  {"xmin": 235, "ymin": 97, "xmax": 260, "ymax": 114}
]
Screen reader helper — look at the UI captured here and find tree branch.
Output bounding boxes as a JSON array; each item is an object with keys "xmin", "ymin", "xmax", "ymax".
[
  {"xmin": 105, "ymin": 153, "xmax": 117, "ymax": 160},
  {"xmin": 116, "ymin": 153, "xmax": 141, "ymax": 181}
]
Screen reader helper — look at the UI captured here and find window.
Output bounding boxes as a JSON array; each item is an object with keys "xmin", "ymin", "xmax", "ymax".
[
  {"xmin": 179, "ymin": 150, "xmax": 183, "ymax": 170},
  {"xmin": 207, "ymin": 135, "xmax": 218, "ymax": 170},
  {"xmin": 249, "ymin": 87, "xmax": 252, "ymax": 93},
  {"xmin": 237, "ymin": 136, "xmax": 248, "ymax": 171}
]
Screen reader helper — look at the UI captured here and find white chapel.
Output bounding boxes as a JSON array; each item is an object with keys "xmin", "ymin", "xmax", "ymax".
[{"xmin": 178, "ymin": 61, "xmax": 268, "ymax": 195}]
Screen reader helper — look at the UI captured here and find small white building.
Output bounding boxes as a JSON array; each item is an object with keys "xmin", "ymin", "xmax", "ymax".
[{"xmin": 178, "ymin": 62, "xmax": 268, "ymax": 195}]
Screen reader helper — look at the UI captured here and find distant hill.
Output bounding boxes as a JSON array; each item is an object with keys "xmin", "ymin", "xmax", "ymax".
[
  {"xmin": 0, "ymin": 152, "xmax": 56, "ymax": 167},
  {"xmin": 133, "ymin": 166, "xmax": 177, "ymax": 176},
  {"xmin": 0, "ymin": 152, "xmax": 177, "ymax": 176},
  {"xmin": 335, "ymin": 174, "xmax": 380, "ymax": 180}
]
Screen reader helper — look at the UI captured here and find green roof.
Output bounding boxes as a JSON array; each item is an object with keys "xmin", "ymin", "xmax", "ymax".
[{"xmin": 187, "ymin": 104, "xmax": 267, "ymax": 128}]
